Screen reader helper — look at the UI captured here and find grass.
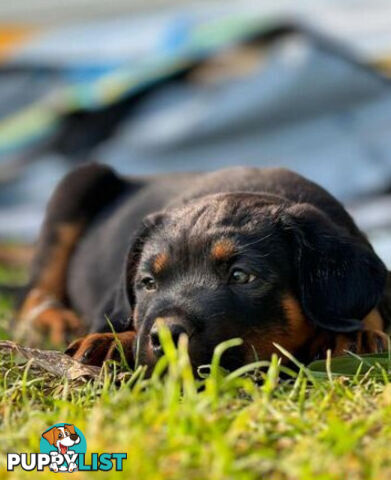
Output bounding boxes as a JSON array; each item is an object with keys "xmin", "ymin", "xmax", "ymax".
[{"xmin": 2, "ymin": 267, "xmax": 391, "ymax": 479}]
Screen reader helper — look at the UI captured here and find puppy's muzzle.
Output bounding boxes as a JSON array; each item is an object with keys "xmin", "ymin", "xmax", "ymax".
[{"xmin": 150, "ymin": 317, "xmax": 188, "ymax": 357}]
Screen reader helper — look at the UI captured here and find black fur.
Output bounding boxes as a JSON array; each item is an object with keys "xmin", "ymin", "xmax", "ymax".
[
  {"xmin": 46, "ymin": 165, "xmax": 389, "ymax": 368},
  {"xmin": 280, "ymin": 203, "xmax": 387, "ymax": 332}
]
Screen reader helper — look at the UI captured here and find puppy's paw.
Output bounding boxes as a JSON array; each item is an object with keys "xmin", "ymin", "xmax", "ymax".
[
  {"xmin": 65, "ymin": 331, "xmax": 136, "ymax": 367},
  {"xmin": 68, "ymin": 462, "xmax": 78, "ymax": 472},
  {"xmin": 332, "ymin": 329, "xmax": 390, "ymax": 356},
  {"xmin": 49, "ymin": 463, "xmax": 59, "ymax": 472},
  {"xmin": 16, "ymin": 289, "xmax": 84, "ymax": 347}
]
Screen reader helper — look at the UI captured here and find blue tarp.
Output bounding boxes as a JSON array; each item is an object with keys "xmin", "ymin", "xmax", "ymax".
[{"xmin": 1, "ymin": 3, "xmax": 391, "ymax": 254}]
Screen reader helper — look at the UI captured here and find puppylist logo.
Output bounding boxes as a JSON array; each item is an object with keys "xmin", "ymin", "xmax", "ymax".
[{"xmin": 7, "ymin": 423, "xmax": 127, "ymax": 473}]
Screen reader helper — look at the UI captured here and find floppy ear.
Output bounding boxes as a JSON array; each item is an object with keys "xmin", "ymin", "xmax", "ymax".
[
  {"xmin": 42, "ymin": 427, "xmax": 56, "ymax": 445},
  {"xmin": 124, "ymin": 212, "xmax": 167, "ymax": 310},
  {"xmin": 93, "ymin": 212, "xmax": 167, "ymax": 332},
  {"xmin": 281, "ymin": 203, "xmax": 387, "ymax": 332}
]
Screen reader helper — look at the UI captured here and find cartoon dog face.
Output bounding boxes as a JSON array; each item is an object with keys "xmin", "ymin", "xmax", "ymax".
[{"xmin": 42, "ymin": 424, "xmax": 80, "ymax": 455}]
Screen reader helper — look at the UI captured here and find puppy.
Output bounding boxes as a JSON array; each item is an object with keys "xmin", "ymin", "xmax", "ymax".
[{"xmin": 16, "ymin": 165, "xmax": 390, "ymax": 372}]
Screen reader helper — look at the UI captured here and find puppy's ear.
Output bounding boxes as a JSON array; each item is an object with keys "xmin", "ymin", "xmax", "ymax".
[
  {"xmin": 281, "ymin": 203, "xmax": 387, "ymax": 332},
  {"xmin": 42, "ymin": 427, "xmax": 56, "ymax": 445},
  {"xmin": 94, "ymin": 212, "xmax": 167, "ymax": 332},
  {"xmin": 125, "ymin": 212, "xmax": 167, "ymax": 309}
]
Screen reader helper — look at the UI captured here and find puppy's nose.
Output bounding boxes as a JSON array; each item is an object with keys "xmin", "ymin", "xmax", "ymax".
[
  {"xmin": 150, "ymin": 320, "xmax": 187, "ymax": 355},
  {"xmin": 70, "ymin": 434, "xmax": 78, "ymax": 441}
]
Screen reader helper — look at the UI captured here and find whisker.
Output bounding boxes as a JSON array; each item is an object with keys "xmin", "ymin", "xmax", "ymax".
[{"xmin": 236, "ymin": 232, "xmax": 274, "ymax": 251}]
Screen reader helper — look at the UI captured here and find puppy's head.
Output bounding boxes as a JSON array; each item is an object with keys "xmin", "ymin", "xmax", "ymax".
[
  {"xmin": 119, "ymin": 193, "xmax": 387, "ymax": 371},
  {"xmin": 42, "ymin": 424, "xmax": 80, "ymax": 451}
]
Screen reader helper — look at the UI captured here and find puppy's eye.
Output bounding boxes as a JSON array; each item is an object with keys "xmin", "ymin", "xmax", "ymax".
[
  {"xmin": 141, "ymin": 276, "xmax": 157, "ymax": 291},
  {"xmin": 229, "ymin": 268, "xmax": 256, "ymax": 285},
  {"xmin": 58, "ymin": 434, "xmax": 62, "ymax": 438}
]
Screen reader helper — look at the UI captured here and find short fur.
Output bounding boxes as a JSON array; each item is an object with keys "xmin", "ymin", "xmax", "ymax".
[{"xmin": 17, "ymin": 165, "xmax": 390, "ymax": 371}]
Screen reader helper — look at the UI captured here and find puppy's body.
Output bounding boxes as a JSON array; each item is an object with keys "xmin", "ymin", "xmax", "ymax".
[
  {"xmin": 18, "ymin": 165, "xmax": 390, "ymax": 370},
  {"xmin": 68, "ymin": 167, "xmax": 363, "ymax": 327}
]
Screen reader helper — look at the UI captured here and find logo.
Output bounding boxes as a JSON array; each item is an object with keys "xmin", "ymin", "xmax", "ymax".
[
  {"xmin": 7, "ymin": 423, "xmax": 127, "ymax": 473},
  {"xmin": 40, "ymin": 423, "xmax": 87, "ymax": 472}
]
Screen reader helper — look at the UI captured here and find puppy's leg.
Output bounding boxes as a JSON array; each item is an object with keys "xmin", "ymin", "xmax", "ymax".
[
  {"xmin": 331, "ymin": 329, "xmax": 389, "ymax": 356},
  {"xmin": 331, "ymin": 309, "xmax": 389, "ymax": 355},
  {"xmin": 17, "ymin": 164, "xmax": 128, "ymax": 346},
  {"xmin": 307, "ymin": 310, "xmax": 389, "ymax": 361},
  {"xmin": 65, "ymin": 331, "xmax": 136, "ymax": 367}
]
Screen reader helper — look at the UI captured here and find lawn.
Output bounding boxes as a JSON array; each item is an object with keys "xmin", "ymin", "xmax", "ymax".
[{"xmin": 1, "ymin": 265, "xmax": 391, "ymax": 480}]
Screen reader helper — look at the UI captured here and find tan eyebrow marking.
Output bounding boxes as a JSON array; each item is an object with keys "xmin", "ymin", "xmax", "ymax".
[
  {"xmin": 153, "ymin": 253, "xmax": 169, "ymax": 274},
  {"xmin": 211, "ymin": 239, "xmax": 236, "ymax": 261}
]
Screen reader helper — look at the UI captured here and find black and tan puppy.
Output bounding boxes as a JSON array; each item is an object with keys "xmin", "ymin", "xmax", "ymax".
[{"xmin": 16, "ymin": 165, "xmax": 390, "ymax": 371}]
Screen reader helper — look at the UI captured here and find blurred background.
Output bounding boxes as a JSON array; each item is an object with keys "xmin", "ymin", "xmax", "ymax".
[{"xmin": 1, "ymin": 0, "xmax": 391, "ymax": 264}]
